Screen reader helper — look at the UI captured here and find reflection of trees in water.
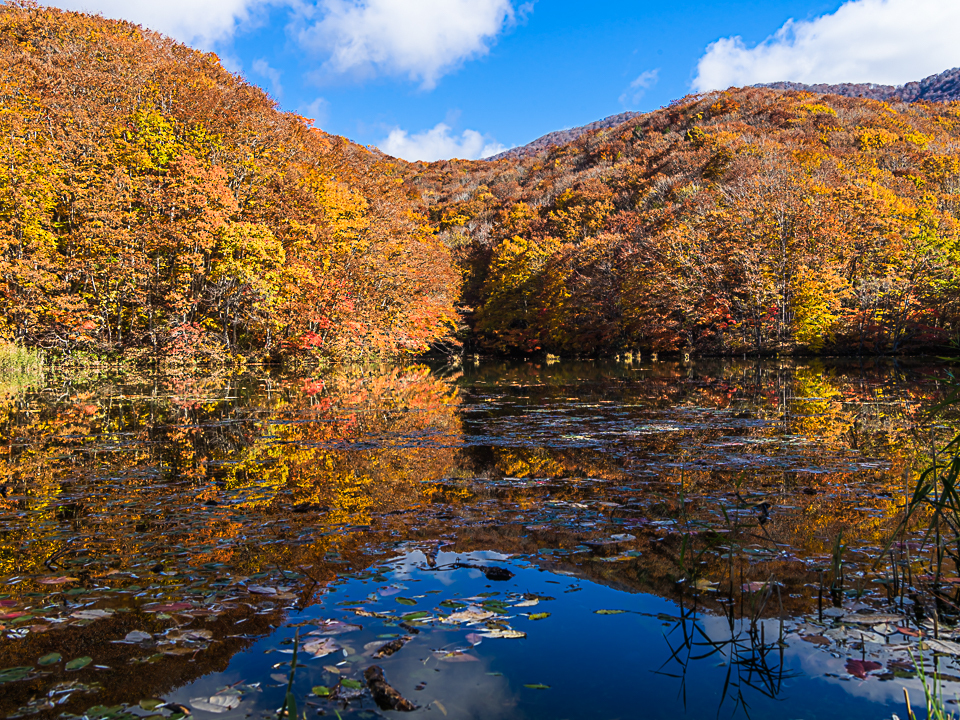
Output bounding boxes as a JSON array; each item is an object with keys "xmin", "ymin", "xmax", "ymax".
[{"xmin": 0, "ymin": 359, "xmax": 956, "ymax": 717}]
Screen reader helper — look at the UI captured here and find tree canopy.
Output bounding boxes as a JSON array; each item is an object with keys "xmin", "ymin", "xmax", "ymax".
[{"xmin": 0, "ymin": 2, "xmax": 458, "ymax": 362}]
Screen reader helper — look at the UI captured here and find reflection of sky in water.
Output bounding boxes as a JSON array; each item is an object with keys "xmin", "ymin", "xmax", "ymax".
[{"xmin": 162, "ymin": 552, "xmax": 904, "ymax": 720}]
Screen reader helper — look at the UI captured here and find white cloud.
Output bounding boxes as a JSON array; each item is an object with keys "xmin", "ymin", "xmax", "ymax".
[
  {"xmin": 300, "ymin": 97, "xmax": 330, "ymax": 127},
  {"xmin": 49, "ymin": 0, "xmax": 269, "ymax": 47},
  {"xmin": 252, "ymin": 58, "xmax": 284, "ymax": 97},
  {"xmin": 296, "ymin": 0, "xmax": 522, "ymax": 89},
  {"xmin": 379, "ymin": 123, "xmax": 506, "ymax": 161},
  {"xmin": 619, "ymin": 69, "xmax": 659, "ymax": 107},
  {"xmin": 694, "ymin": 0, "xmax": 960, "ymax": 92}
]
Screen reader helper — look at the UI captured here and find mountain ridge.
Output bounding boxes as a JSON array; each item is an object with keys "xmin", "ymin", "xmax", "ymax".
[{"xmin": 488, "ymin": 67, "xmax": 960, "ymax": 162}]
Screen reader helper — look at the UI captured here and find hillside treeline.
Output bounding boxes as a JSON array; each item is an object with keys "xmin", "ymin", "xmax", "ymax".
[
  {"xmin": 0, "ymin": 3, "xmax": 458, "ymax": 362},
  {"xmin": 411, "ymin": 88, "xmax": 960, "ymax": 356}
]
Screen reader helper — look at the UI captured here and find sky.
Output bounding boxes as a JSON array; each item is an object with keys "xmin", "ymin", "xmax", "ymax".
[{"xmin": 43, "ymin": 0, "xmax": 960, "ymax": 161}]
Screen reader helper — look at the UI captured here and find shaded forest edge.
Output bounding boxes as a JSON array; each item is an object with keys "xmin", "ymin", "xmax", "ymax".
[{"xmin": 4, "ymin": 4, "xmax": 960, "ymax": 364}]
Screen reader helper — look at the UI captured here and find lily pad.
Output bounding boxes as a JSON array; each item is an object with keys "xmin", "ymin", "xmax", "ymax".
[
  {"xmin": 38, "ymin": 652, "xmax": 62, "ymax": 666},
  {"xmin": 312, "ymin": 686, "xmax": 332, "ymax": 697},
  {"xmin": 341, "ymin": 679, "xmax": 363, "ymax": 690},
  {"xmin": 66, "ymin": 656, "xmax": 93, "ymax": 671}
]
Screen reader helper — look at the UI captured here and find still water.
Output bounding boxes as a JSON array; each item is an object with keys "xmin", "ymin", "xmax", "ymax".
[{"xmin": 0, "ymin": 358, "xmax": 955, "ymax": 719}]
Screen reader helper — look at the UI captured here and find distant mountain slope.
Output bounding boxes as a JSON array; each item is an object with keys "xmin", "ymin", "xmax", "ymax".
[
  {"xmin": 758, "ymin": 67, "xmax": 960, "ymax": 103},
  {"xmin": 491, "ymin": 68, "xmax": 960, "ymax": 162},
  {"xmin": 411, "ymin": 85, "xmax": 960, "ymax": 357},
  {"xmin": 486, "ymin": 111, "xmax": 642, "ymax": 161}
]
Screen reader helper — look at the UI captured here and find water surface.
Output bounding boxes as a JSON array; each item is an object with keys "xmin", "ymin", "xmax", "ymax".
[{"xmin": 0, "ymin": 359, "xmax": 955, "ymax": 719}]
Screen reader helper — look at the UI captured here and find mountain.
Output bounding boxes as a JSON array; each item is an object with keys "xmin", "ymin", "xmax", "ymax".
[
  {"xmin": 757, "ymin": 67, "xmax": 960, "ymax": 103},
  {"xmin": 411, "ymin": 85, "xmax": 960, "ymax": 357},
  {"xmin": 486, "ymin": 111, "xmax": 642, "ymax": 161},
  {"xmin": 491, "ymin": 68, "xmax": 960, "ymax": 162}
]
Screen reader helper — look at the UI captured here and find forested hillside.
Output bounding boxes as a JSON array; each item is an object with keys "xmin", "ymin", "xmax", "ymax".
[
  {"xmin": 411, "ymin": 88, "xmax": 960, "ymax": 356},
  {"xmin": 0, "ymin": 3, "xmax": 458, "ymax": 362},
  {"xmin": 4, "ymin": 4, "xmax": 960, "ymax": 362}
]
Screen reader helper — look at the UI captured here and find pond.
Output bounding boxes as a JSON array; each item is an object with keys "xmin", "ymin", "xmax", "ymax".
[{"xmin": 0, "ymin": 358, "xmax": 957, "ymax": 720}]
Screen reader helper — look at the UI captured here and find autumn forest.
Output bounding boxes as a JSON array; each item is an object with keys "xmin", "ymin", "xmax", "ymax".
[{"xmin": 3, "ymin": 3, "xmax": 960, "ymax": 361}]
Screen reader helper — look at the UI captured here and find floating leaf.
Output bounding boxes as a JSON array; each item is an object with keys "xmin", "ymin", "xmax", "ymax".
[
  {"xmin": 66, "ymin": 656, "xmax": 93, "ymax": 671},
  {"xmin": 396, "ymin": 597, "xmax": 417, "ymax": 606},
  {"xmin": 0, "ymin": 666, "xmax": 33, "ymax": 684},
  {"xmin": 528, "ymin": 613, "xmax": 551, "ymax": 620},
  {"xmin": 38, "ymin": 576, "xmax": 78, "ymax": 585},
  {"xmin": 480, "ymin": 629, "xmax": 525, "ymax": 639},
  {"xmin": 845, "ymin": 659, "xmax": 883, "ymax": 679},
  {"xmin": 312, "ymin": 686, "xmax": 331, "ymax": 697},
  {"xmin": 341, "ymin": 679, "xmax": 363, "ymax": 690},
  {"xmin": 125, "ymin": 630, "xmax": 153, "ymax": 643},
  {"xmin": 594, "ymin": 609, "xmax": 626, "ymax": 615},
  {"xmin": 145, "ymin": 602, "xmax": 193, "ymax": 613},
  {"xmin": 524, "ymin": 684, "xmax": 550, "ymax": 690},
  {"xmin": 190, "ymin": 695, "xmax": 241, "ymax": 713},
  {"xmin": 442, "ymin": 607, "xmax": 494, "ymax": 624},
  {"xmin": 402, "ymin": 611, "xmax": 429, "ymax": 621},
  {"xmin": 71, "ymin": 609, "xmax": 114, "ymax": 620},
  {"xmin": 38, "ymin": 653, "xmax": 61, "ymax": 666},
  {"xmin": 466, "ymin": 633, "xmax": 483, "ymax": 645},
  {"xmin": 140, "ymin": 699, "xmax": 164, "ymax": 711},
  {"xmin": 435, "ymin": 650, "xmax": 478, "ymax": 662},
  {"xmin": 303, "ymin": 638, "xmax": 340, "ymax": 658}
]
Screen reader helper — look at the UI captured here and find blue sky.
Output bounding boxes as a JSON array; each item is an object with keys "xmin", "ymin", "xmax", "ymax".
[{"xmin": 48, "ymin": 0, "xmax": 960, "ymax": 159}]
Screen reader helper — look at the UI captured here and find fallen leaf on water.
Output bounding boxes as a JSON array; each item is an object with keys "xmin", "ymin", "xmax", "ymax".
[
  {"xmin": 378, "ymin": 585, "xmax": 405, "ymax": 597},
  {"xmin": 312, "ymin": 686, "xmax": 331, "ymax": 697},
  {"xmin": 846, "ymin": 659, "xmax": 883, "ymax": 679},
  {"xmin": 694, "ymin": 579, "xmax": 718, "ymax": 592},
  {"xmin": 139, "ymin": 699, "xmax": 163, "ymax": 711},
  {"xmin": 303, "ymin": 638, "xmax": 340, "ymax": 659},
  {"xmin": 842, "ymin": 614, "xmax": 904, "ymax": 625},
  {"xmin": 512, "ymin": 599, "xmax": 538, "ymax": 608},
  {"xmin": 442, "ymin": 607, "xmax": 494, "ymax": 624},
  {"xmin": 594, "ymin": 609, "xmax": 626, "ymax": 615},
  {"xmin": 801, "ymin": 635, "xmax": 831, "ymax": 646},
  {"xmin": 0, "ymin": 667, "xmax": 34, "ymax": 684},
  {"xmin": 145, "ymin": 602, "xmax": 193, "ymax": 613},
  {"xmin": 432, "ymin": 699, "xmax": 448, "ymax": 716},
  {"xmin": 396, "ymin": 597, "xmax": 417, "ymax": 606},
  {"xmin": 309, "ymin": 621, "xmax": 361, "ymax": 636},
  {"xmin": 65, "ymin": 656, "xmax": 93, "ymax": 671},
  {"xmin": 341, "ymin": 679, "xmax": 363, "ymax": 690},
  {"xmin": 125, "ymin": 631, "xmax": 153, "ymax": 643},
  {"xmin": 480, "ymin": 629, "xmax": 526, "ymax": 639},
  {"xmin": 350, "ymin": 609, "xmax": 393, "ymax": 619},
  {"xmin": 524, "ymin": 684, "xmax": 550, "ymax": 689},
  {"xmin": 922, "ymin": 639, "xmax": 960, "ymax": 656},
  {"xmin": 38, "ymin": 577, "xmax": 78, "ymax": 585},
  {"xmin": 466, "ymin": 633, "xmax": 483, "ymax": 645},
  {"xmin": 528, "ymin": 613, "xmax": 551, "ymax": 620},
  {"xmin": 38, "ymin": 653, "xmax": 61, "ymax": 666},
  {"xmin": 434, "ymin": 650, "xmax": 479, "ymax": 662},
  {"xmin": 71, "ymin": 609, "xmax": 114, "ymax": 620},
  {"xmin": 247, "ymin": 585, "xmax": 279, "ymax": 595},
  {"xmin": 189, "ymin": 695, "xmax": 241, "ymax": 713}
]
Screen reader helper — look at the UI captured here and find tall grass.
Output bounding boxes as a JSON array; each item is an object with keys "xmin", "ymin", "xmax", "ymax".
[{"xmin": 0, "ymin": 342, "xmax": 44, "ymax": 395}]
